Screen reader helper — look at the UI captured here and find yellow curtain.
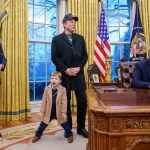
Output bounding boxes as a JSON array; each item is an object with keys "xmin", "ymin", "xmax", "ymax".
[
  {"xmin": 68, "ymin": 0, "xmax": 99, "ymax": 113},
  {"xmin": 0, "ymin": 0, "xmax": 31, "ymax": 121},
  {"xmin": 139, "ymin": 0, "xmax": 150, "ymax": 51}
]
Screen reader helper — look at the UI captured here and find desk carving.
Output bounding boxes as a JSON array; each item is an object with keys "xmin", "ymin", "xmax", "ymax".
[
  {"xmin": 87, "ymin": 88, "xmax": 150, "ymax": 150},
  {"xmin": 125, "ymin": 136, "xmax": 150, "ymax": 150},
  {"xmin": 112, "ymin": 118, "xmax": 119, "ymax": 129},
  {"xmin": 96, "ymin": 115, "xmax": 108, "ymax": 131},
  {"xmin": 111, "ymin": 137, "xmax": 119, "ymax": 150},
  {"xmin": 124, "ymin": 118, "xmax": 150, "ymax": 129}
]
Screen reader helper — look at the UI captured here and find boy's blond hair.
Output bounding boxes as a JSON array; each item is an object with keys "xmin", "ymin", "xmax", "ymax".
[{"xmin": 50, "ymin": 71, "xmax": 62, "ymax": 80}]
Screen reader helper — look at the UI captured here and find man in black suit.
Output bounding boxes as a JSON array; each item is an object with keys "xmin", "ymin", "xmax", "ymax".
[
  {"xmin": 51, "ymin": 13, "xmax": 88, "ymax": 138},
  {"xmin": 0, "ymin": 42, "xmax": 7, "ymax": 138},
  {"xmin": 131, "ymin": 50, "xmax": 150, "ymax": 88}
]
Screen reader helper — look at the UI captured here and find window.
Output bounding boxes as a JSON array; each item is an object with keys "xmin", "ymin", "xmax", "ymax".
[
  {"xmin": 103, "ymin": 0, "xmax": 131, "ymax": 80},
  {"xmin": 28, "ymin": 0, "xmax": 57, "ymax": 101}
]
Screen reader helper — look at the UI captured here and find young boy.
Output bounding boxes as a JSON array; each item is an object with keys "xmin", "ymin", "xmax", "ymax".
[{"xmin": 32, "ymin": 71, "xmax": 73, "ymax": 143}]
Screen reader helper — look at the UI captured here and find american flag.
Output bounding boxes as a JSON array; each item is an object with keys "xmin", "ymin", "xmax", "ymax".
[
  {"xmin": 93, "ymin": 8, "xmax": 111, "ymax": 81},
  {"xmin": 130, "ymin": 46, "xmax": 137, "ymax": 55}
]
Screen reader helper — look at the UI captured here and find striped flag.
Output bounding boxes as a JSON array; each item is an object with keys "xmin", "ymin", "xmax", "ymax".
[
  {"xmin": 130, "ymin": 1, "xmax": 146, "ymax": 61},
  {"xmin": 93, "ymin": 8, "xmax": 111, "ymax": 81}
]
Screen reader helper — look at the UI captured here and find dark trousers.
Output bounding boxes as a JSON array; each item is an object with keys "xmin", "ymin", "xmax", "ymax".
[
  {"xmin": 67, "ymin": 90, "xmax": 87, "ymax": 129},
  {"xmin": 35, "ymin": 121, "xmax": 73, "ymax": 138}
]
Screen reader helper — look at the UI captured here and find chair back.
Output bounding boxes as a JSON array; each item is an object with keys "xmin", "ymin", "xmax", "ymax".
[
  {"xmin": 87, "ymin": 64, "xmax": 100, "ymax": 81},
  {"xmin": 120, "ymin": 61, "xmax": 137, "ymax": 88}
]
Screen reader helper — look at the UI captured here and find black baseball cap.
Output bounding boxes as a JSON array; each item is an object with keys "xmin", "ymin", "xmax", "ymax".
[{"xmin": 62, "ymin": 13, "xmax": 78, "ymax": 23}]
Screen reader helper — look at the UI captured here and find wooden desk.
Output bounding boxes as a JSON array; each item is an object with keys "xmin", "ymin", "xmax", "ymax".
[{"xmin": 87, "ymin": 88, "xmax": 150, "ymax": 150}]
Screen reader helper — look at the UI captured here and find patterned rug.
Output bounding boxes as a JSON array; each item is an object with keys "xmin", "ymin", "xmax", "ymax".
[{"xmin": 0, "ymin": 117, "xmax": 88, "ymax": 150}]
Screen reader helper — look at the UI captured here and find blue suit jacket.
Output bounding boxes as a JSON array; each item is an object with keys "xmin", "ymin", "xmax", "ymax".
[
  {"xmin": 0, "ymin": 43, "xmax": 7, "ymax": 71},
  {"xmin": 131, "ymin": 59, "xmax": 150, "ymax": 88}
]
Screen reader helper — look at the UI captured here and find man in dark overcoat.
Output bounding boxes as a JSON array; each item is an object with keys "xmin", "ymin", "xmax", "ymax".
[{"xmin": 51, "ymin": 13, "xmax": 88, "ymax": 138}]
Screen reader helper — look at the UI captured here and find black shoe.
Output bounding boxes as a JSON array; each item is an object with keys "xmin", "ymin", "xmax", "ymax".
[{"xmin": 77, "ymin": 128, "xmax": 88, "ymax": 138}]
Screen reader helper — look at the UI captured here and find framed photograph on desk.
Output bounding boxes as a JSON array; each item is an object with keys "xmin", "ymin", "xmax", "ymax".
[{"xmin": 92, "ymin": 74, "xmax": 99, "ymax": 83}]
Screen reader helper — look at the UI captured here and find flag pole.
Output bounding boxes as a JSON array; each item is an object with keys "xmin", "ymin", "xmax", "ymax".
[
  {"xmin": 136, "ymin": 0, "xmax": 139, "ymax": 34},
  {"xmin": 100, "ymin": 2, "xmax": 104, "ymax": 48},
  {"xmin": 101, "ymin": 2, "xmax": 104, "ymax": 8}
]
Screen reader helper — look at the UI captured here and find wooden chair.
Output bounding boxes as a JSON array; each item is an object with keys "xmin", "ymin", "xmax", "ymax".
[
  {"xmin": 120, "ymin": 61, "xmax": 137, "ymax": 88},
  {"xmin": 87, "ymin": 64, "xmax": 100, "ymax": 82}
]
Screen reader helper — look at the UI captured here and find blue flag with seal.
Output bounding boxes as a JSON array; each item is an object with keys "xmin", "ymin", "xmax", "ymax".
[{"xmin": 130, "ymin": 1, "xmax": 146, "ymax": 61}]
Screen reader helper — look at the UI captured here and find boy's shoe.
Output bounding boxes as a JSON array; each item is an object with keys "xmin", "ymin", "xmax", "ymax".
[
  {"xmin": 32, "ymin": 136, "xmax": 41, "ymax": 143},
  {"xmin": 67, "ymin": 135, "xmax": 73, "ymax": 143}
]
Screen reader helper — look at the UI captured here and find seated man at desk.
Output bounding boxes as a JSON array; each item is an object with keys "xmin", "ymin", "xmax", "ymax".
[{"xmin": 131, "ymin": 50, "xmax": 150, "ymax": 88}]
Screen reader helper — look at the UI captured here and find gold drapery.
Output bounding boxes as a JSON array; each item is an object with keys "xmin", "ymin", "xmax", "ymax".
[
  {"xmin": 139, "ymin": 0, "xmax": 150, "ymax": 51},
  {"xmin": 68, "ymin": 0, "xmax": 98, "ymax": 113},
  {"xmin": 0, "ymin": 0, "xmax": 31, "ymax": 121}
]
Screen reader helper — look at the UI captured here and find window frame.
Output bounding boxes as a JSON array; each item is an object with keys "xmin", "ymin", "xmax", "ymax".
[{"xmin": 28, "ymin": 0, "xmax": 58, "ymax": 102}]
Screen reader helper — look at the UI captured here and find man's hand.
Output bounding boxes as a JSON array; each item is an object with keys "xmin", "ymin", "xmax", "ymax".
[
  {"xmin": 0, "ymin": 64, "xmax": 4, "ymax": 70},
  {"xmin": 65, "ymin": 67, "xmax": 80, "ymax": 76},
  {"xmin": 61, "ymin": 113, "xmax": 67, "ymax": 120},
  {"xmin": 65, "ymin": 68, "xmax": 76, "ymax": 76},
  {"xmin": 70, "ymin": 67, "xmax": 80, "ymax": 74}
]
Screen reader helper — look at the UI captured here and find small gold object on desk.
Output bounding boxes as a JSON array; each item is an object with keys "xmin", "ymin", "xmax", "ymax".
[
  {"xmin": 105, "ymin": 56, "xmax": 112, "ymax": 82},
  {"xmin": 94, "ymin": 86, "xmax": 136, "ymax": 101}
]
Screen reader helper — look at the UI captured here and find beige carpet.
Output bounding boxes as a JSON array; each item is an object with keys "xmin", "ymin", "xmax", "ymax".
[{"xmin": 0, "ymin": 117, "xmax": 88, "ymax": 150}]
